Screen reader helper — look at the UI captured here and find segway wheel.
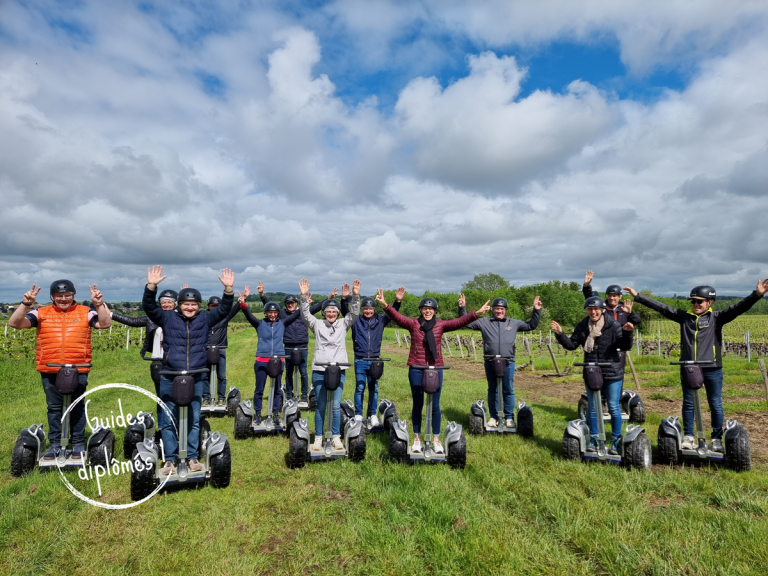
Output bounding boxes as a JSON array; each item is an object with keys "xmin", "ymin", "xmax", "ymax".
[
  {"xmin": 446, "ymin": 431, "xmax": 467, "ymax": 470},
  {"xmin": 383, "ymin": 409, "xmax": 398, "ymax": 431},
  {"xmin": 199, "ymin": 418, "xmax": 211, "ymax": 447},
  {"xmin": 577, "ymin": 395, "xmax": 589, "ymax": 421},
  {"xmin": 468, "ymin": 412, "xmax": 485, "ymax": 436},
  {"xmin": 123, "ymin": 428, "xmax": 144, "ymax": 459},
  {"xmin": 10, "ymin": 437, "xmax": 37, "ymax": 477},
  {"xmin": 130, "ymin": 449, "xmax": 158, "ymax": 501},
  {"xmin": 226, "ymin": 391, "xmax": 240, "ymax": 417},
  {"xmin": 233, "ymin": 406, "xmax": 252, "ymax": 440},
  {"xmin": 517, "ymin": 406, "xmax": 534, "ymax": 438},
  {"xmin": 624, "ymin": 433, "xmax": 652, "ymax": 471},
  {"xmin": 348, "ymin": 430, "xmax": 367, "ymax": 463},
  {"xmin": 339, "ymin": 406, "xmax": 353, "ymax": 434},
  {"xmin": 629, "ymin": 398, "xmax": 647, "ymax": 424},
  {"xmin": 726, "ymin": 429, "xmax": 752, "ymax": 472},
  {"xmin": 209, "ymin": 440, "xmax": 232, "ymax": 488},
  {"xmin": 285, "ymin": 409, "xmax": 300, "ymax": 434},
  {"xmin": 308, "ymin": 389, "xmax": 317, "ymax": 412},
  {"xmin": 657, "ymin": 424, "xmax": 681, "ymax": 466},
  {"xmin": 288, "ymin": 426, "xmax": 307, "ymax": 469},
  {"xmin": 388, "ymin": 428, "xmax": 408, "ymax": 464},
  {"xmin": 562, "ymin": 432, "xmax": 581, "ymax": 461},
  {"xmin": 89, "ymin": 431, "xmax": 115, "ymax": 467}
]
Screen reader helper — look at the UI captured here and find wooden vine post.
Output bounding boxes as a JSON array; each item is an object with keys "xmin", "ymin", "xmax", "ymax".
[
  {"xmin": 625, "ymin": 351, "xmax": 641, "ymax": 390},
  {"xmin": 759, "ymin": 359, "xmax": 768, "ymax": 410}
]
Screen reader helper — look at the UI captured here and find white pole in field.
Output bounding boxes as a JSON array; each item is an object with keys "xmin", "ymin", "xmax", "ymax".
[
  {"xmin": 3, "ymin": 324, "xmax": 6, "ymax": 337},
  {"xmin": 636, "ymin": 330, "xmax": 640, "ymax": 356},
  {"xmin": 549, "ymin": 329, "xmax": 552, "ymax": 346},
  {"xmin": 746, "ymin": 331, "xmax": 751, "ymax": 362},
  {"xmin": 658, "ymin": 329, "xmax": 661, "ymax": 357},
  {"xmin": 110, "ymin": 326, "xmax": 112, "ymax": 334},
  {"xmin": 126, "ymin": 329, "xmax": 130, "ymax": 350}
]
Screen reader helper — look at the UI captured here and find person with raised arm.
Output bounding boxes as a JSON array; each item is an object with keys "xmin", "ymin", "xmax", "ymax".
[
  {"xmin": 552, "ymin": 297, "xmax": 635, "ymax": 455},
  {"xmin": 624, "ymin": 279, "xmax": 768, "ymax": 452},
  {"xmin": 9, "ymin": 280, "xmax": 111, "ymax": 461},
  {"xmin": 142, "ymin": 265, "xmax": 237, "ymax": 476},
  {"xmin": 202, "ymin": 294, "xmax": 243, "ymax": 407},
  {"xmin": 299, "ymin": 278, "xmax": 360, "ymax": 452},
  {"xmin": 376, "ymin": 289, "xmax": 489, "ymax": 454}
]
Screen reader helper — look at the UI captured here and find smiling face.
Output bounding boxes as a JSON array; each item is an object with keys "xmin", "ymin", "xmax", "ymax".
[
  {"xmin": 362, "ymin": 306, "xmax": 375, "ymax": 319},
  {"xmin": 160, "ymin": 298, "xmax": 176, "ymax": 311},
  {"xmin": 266, "ymin": 310, "xmax": 278, "ymax": 322},
  {"xmin": 420, "ymin": 306, "xmax": 435, "ymax": 321},
  {"xmin": 324, "ymin": 308, "xmax": 339, "ymax": 323},
  {"xmin": 180, "ymin": 301, "xmax": 200, "ymax": 318},
  {"xmin": 492, "ymin": 306, "xmax": 506, "ymax": 319},
  {"xmin": 285, "ymin": 301, "xmax": 297, "ymax": 312},
  {"xmin": 606, "ymin": 293, "xmax": 621, "ymax": 308},
  {"xmin": 52, "ymin": 292, "xmax": 75, "ymax": 311},
  {"xmin": 587, "ymin": 307, "xmax": 603, "ymax": 322},
  {"xmin": 690, "ymin": 298, "xmax": 712, "ymax": 315}
]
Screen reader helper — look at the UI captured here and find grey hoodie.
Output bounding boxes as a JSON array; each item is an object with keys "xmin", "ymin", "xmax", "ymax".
[
  {"xmin": 465, "ymin": 308, "xmax": 541, "ymax": 360},
  {"xmin": 301, "ymin": 294, "xmax": 360, "ymax": 371}
]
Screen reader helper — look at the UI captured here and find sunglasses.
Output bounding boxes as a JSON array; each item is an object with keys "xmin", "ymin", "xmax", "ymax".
[{"xmin": 689, "ymin": 299, "xmax": 708, "ymax": 304}]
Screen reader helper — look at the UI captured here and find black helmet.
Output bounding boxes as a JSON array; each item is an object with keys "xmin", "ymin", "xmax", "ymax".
[
  {"xmin": 178, "ymin": 288, "xmax": 202, "ymax": 303},
  {"xmin": 264, "ymin": 302, "xmax": 280, "ymax": 313},
  {"xmin": 322, "ymin": 299, "xmax": 341, "ymax": 316},
  {"xmin": 284, "ymin": 294, "xmax": 299, "ymax": 304},
  {"xmin": 605, "ymin": 285, "xmax": 622, "ymax": 295},
  {"xmin": 158, "ymin": 289, "xmax": 178, "ymax": 302},
  {"xmin": 689, "ymin": 285, "xmax": 716, "ymax": 301},
  {"xmin": 491, "ymin": 297, "xmax": 508, "ymax": 308},
  {"xmin": 50, "ymin": 279, "xmax": 76, "ymax": 295},
  {"xmin": 361, "ymin": 297, "xmax": 376, "ymax": 309},
  {"xmin": 418, "ymin": 297, "xmax": 438, "ymax": 310},
  {"xmin": 584, "ymin": 296, "xmax": 606, "ymax": 309},
  {"xmin": 208, "ymin": 296, "xmax": 222, "ymax": 305}
]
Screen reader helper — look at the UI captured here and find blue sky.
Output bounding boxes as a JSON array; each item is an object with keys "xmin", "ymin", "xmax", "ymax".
[{"xmin": 0, "ymin": 1, "xmax": 767, "ymax": 301}]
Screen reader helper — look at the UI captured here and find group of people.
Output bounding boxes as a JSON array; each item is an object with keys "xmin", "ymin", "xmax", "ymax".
[{"xmin": 8, "ymin": 267, "xmax": 768, "ymax": 473}]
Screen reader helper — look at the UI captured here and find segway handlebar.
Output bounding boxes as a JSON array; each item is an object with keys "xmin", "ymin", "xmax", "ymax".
[
  {"xmin": 483, "ymin": 355, "xmax": 513, "ymax": 359},
  {"xmin": 205, "ymin": 345, "xmax": 227, "ymax": 349},
  {"xmin": 158, "ymin": 368, "xmax": 210, "ymax": 376},
  {"xmin": 285, "ymin": 346, "xmax": 308, "ymax": 351},
  {"xmin": 314, "ymin": 362, "xmax": 352, "ymax": 367},
  {"xmin": 573, "ymin": 362, "xmax": 612, "ymax": 367},
  {"xmin": 46, "ymin": 363, "xmax": 92, "ymax": 368},
  {"xmin": 670, "ymin": 360, "xmax": 715, "ymax": 365},
  {"xmin": 360, "ymin": 357, "xmax": 391, "ymax": 361},
  {"xmin": 141, "ymin": 355, "xmax": 162, "ymax": 361},
  {"xmin": 411, "ymin": 365, "xmax": 451, "ymax": 370}
]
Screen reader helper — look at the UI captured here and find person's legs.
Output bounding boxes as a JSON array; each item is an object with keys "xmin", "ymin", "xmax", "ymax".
[
  {"xmin": 680, "ymin": 369, "xmax": 695, "ymax": 437},
  {"xmin": 186, "ymin": 374, "xmax": 204, "ymax": 460},
  {"xmin": 353, "ymin": 359, "xmax": 370, "ymax": 416},
  {"xmin": 503, "ymin": 361, "xmax": 516, "ymax": 421},
  {"xmin": 150, "ymin": 364, "xmax": 163, "ymax": 429},
  {"xmin": 40, "ymin": 372, "xmax": 63, "ymax": 448},
  {"xmin": 603, "ymin": 379, "xmax": 624, "ymax": 441},
  {"xmin": 409, "ymin": 368, "xmax": 424, "ymax": 435},
  {"xmin": 484, "ymin": 360, "xmax": 499, "ymax": 421},
  {"xmin": 253, "ymin": 361, "xmax": 268, "ymax": 415},
  {"xmin": 299, "ymin": 349, "xmax": 310, "ymax": 398},
  {"xmin": 272, "ymin": 368, "xmax": 284, "ymax": 415},
  {"xmin": 217, "ymin": 350, "xmax": 227, "ymax": 401},
  {"xmin": 702, "ymin": 367, "xmax": 724, "ymax": 439},
  {"xmin": 585, "ymin": 384, "xmax": 599, "ymax": 437},
  {"xmin": 158, "ymin": 375, "xmax": 179, "ymax": 462},
  {"xmin": 202, "ymin": 371, "xmax": 211, "ymax": 402},
  {"xmin": 70, "ymin": 373, "xmax": 89, "ymax": 446},
  {"xmin": 313, "ymin": 371, "xmax": 326, "ymax": 436},
  {"xmin": 367, "ymin": 375, "xmax": 378, "ymax": 418},
  {"xmin": 285, "ymin": 354, "xmax": 296, "ymax": 399},
  {"xmin": 431, "ymin": 371, "xmax": 444, "ymax": 435},
  {"xmin": 331, "ymin": 373, "xmax": 346, "ymax": 436}
]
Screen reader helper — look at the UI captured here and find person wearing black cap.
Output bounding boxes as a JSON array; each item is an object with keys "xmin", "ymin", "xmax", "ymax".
[
  {"xmin": 202, "ymin": 294, "xmax": 242, "ymax": 407},
  {"xmin": 625, "ymin": 278, "xmax": 768, "ymax": 452}
]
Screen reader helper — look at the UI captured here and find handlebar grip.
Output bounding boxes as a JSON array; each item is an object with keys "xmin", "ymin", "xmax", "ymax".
[
  {"xmin": 46, "ymin": 363, "xmax": 93, "ymax": 368},
  {"xmin": 315, "ymin": 362, "xmax": 352, "ymax": 367},
  {"xmin": 411, "ymin": 365, "xmax": 451, "ymax": 370},
  {"xmin": 158, "ymin": 368, "xmax": 210, "ymax": 376},
  {"xmin": 670, "ymin": 360, "xmax": 715, "ymax": 365},
  {"xmin": 360, "ymin": 357, "xmax": 391, "ymax": 361},
  {"xmin": 573, "ymin": 362, "xmax": 612, "ymax": 367}
]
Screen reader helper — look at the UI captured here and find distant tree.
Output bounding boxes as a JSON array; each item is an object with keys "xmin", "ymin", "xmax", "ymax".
[{"xmin": 461, "ymin": 273, "xmax": 509, "ymax": 292}]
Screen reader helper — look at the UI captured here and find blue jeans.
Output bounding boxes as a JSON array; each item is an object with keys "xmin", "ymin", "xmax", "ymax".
[
  {"xmin": 313, "ymin": 370, "xmax": 346, "ymax": 436},
  {"xmin": 203, "ymin": 349, "xmax": 227, "ymax": 400},
  {"xmin": 586, "ymin": 379, "xmax": 623, "ymax": 440},
  {"xmin": 158, "ymin": 374, "xmax": 204, "ymax": 462},
  {"xmin": 681, "ymin": 367, "xmax": 724, "ymax": 439},
  {"xmin": 354, "ymin": 358, "xmax": 379, "ymax": 417},
  {"xmin": 484, "ymin": 360, "xmax": 516, "ymax": 420},
  {"xmin": 286, "ymin": 347, "xmax": 309, "ymax": 398},
  {"xmin": 409, "ymin": 367, "xmax": 443, "ymax": 435},
  {"xmin": 40, "ymin": 371, "xmax": 89, "ymax": 447},
  {"xmin": 253, "ymin": 360, "xmax": 283, "ymax": 414}
]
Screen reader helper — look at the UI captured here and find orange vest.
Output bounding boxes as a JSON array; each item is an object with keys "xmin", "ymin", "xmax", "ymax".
[{"xmin": 35, "ymin": 304, "xmax": 93, "ymax": 373}]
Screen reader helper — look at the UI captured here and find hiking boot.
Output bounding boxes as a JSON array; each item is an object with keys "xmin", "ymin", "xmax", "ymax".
[
  {"xmin": 272, "ymin": 413, "xmax": 281, "ymax": 427},
  {"xmin": 412, "ymin": 436, "xmax": 422, "ymax": 453},
  {"xmin": 609, "ymin": 437, "xmax": 621, "ymax": 455},
  {"xmin": 216, "ymin": 399, "xmax": 225, "ymax": 407},
  {"xmin": 587, "ymin": 436, "xmax": 599, "ymax": 453},
  {"xmin": 505, "ymin": 418, "xmax": 514, "ymax": 428},
  {"xmin": 161, "ymin": 461, "xmax": 176, "ymax": 475},
  {"xmin": 332, "ymin": 436, "xmax": 344, "ymax": 450},
  {"xmin": 312, "ymin": 436, "xmax": 323, "ymax": 451},
  {"xmin": 370, "ymin": 415, "xmax": 380, "ymax": 428},
  {"xmin": 300, "ymin": 395, "xmax": 308, "ymax": 403},
  {"xmin": 433, "ymin": 436, "xmax": 444, "ymax": 454},
  {"xmin": 42, "ymin": 446, "xmax": 59, "ymax": 461},
  {"xmin": 711, "ymin": 438, "xmax": 724, "ymax": 453},
  {"xmin": 188, "ymin": 459, "xmax": 203, "ymax": 472},
  {"xmin": 202, "ymin": 397, "xmax": 211, "ymax": 407},
  {"xmin": 487, "ymin": 418, "xmax": 499, "ymax": 428},
  {"xmin": 69, "ymin": 444, "xmax": 86, "ymax": 461},
  {"xmin": 682, "ymin": 435, "xmax": 695, "ymax": 450},
  {"xmin": 254, "ymin": 414, "xmax": 262, "ymax": 425}
]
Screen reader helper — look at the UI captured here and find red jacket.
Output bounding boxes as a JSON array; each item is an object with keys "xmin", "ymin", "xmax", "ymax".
[{"xmin": 385, "ymin": 306, "xmax": 478, "ymax": 367}]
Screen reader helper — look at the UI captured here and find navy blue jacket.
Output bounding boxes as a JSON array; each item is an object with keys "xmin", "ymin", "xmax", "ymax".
[
  {"xmin": 261, "ymin": 295, "xmax": 322, "ymax": 345},
  {"xmin": 241, "ymin": 304, "xmax": 301, "ymax": 357},
  {"xmin": 143, "ymin": 285, "xmax": 234, "ymax": 371},
  {"xmin": 343, "ymin": 299, "xmax": 401, "ymax": 358}
]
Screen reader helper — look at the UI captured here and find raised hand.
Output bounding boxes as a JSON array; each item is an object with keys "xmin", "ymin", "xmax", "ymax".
[
  {"xmin": 257, "ymin": 281, "xmax": 264, "ymax": 296},
  {"xmin": 623, "ymin": 286, "xmax": 638, "ymax": 298},
  {"xmin": 477, "ymin": 299, "xmax": 491, "ymax": 314},
  {"xmin": 623, "ymin": 322, "xmax": 635, "ymax": 332},
  {"xmin": 147, "ymin": 265, "xmax": 167, "ymax": 288},
  {"xmin": 308, "ymin": 294, "xmax": 313, "ymax": 305},
  {"xmin": 352, "ymin": 279, "xmax": 361, "ymax": 296},
  {"xmin": 622, "ymin": 299, "xmax": 633, "ymax": 313},
  {"xmin": 238, "ymin": 286, "xmax": 251, "ymax": 304},
  {"xmin": 375, "ymin": 288, "xmax": 388, "ymax": 307},
  {"xmin": 22, "ymin": 284, "xmax": 41, "ymax": 306},
  {"xmin": 299, "ymin": 278, "xmax": 310, "ymax": 296},
  {"xmin": 331, "ymin": 287, "xmax": 340, "ymax": 299},
  {"xmin": 395, "ymin": 287, "xmax": 406, "ymax": 301},
  {"xmin": 458, "ymin": 293, "xmax": 466, "ymax": 308},
  {"xmin": 551, "ymin": 320, "xmax": 563, "ymax": 335},
  {"xmin": 180, "ymin": 284, "xmax": 188, "ymax": 290},
  {"xmin": 218, "ymin": 268, "xmax": 235, "ymax": 289},
  {"xmin": 533, "ymin": 296, "xmax": 542, "ymax": 310},
  {"xmin": 89, "ymin": 284, "xmax": 104, "ymax": 307},
  {"xmin": 584, "ymin": 270, "xmax": 593, "ymax": 286},
  {"xmin": 756, "ymin": 279, "xmax": 768, "ymax": 297}
]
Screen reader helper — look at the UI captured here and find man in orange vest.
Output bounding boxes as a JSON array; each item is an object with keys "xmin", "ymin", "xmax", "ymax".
[{"xmin": 9, "ymin": 280, "xmax": 111, "ymax": 461}]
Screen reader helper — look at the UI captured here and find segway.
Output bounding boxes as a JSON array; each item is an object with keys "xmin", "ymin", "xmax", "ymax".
[
  {"xmin": 234, "ymin": 355, "xmax": 287, "ymax": 439},
  {"xmin": 577, "ymin": 389, "xmax": 646, "ymax": 424},
  {"xmin": 201, "ymin": 345, "xmax": 227, "ymax": 415},
  {"xmin": 562, "ymin": 362, "xmax": 651, "ymax": 470},
  {"xmin": 469, "ymin": 355, "xmax": 533, "ymax": 437},
  {"xmin": 282, "ymin": 347, "xmax": 309, "ymax": 433},
  {"xmin": 657, "ymin": 360, "xmax": 751, "ymax": 471},
  {"xmin": 123, "ymin": 356, "xmax": 162, "ymax": 458},
  {"xmin": 130, "ymin": 367, "xmax": 230, "ymax": 500},
  {"xmin": 287, "ymin": 362, "xmax": 366, "ymax": 468},
  {"xmin": 388, "ymin": 366, "xmax": 467, "ymax": 469},
  {"xmin": 11, "ymin": 363, "xmax": 115, "ymax": 476},
  {"xmin": 339, "ymin": 357, "xmax": 398, "ymax": 434}
]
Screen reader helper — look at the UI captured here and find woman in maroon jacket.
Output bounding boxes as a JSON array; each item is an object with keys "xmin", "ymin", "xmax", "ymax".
[{"xmin": 375, "ymin": 289, "xmax": 489, "ymax": 454}]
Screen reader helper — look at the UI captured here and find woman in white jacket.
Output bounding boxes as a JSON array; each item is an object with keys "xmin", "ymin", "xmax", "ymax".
[{"xmin": 299, "ymin": 278, "xmax": 360, "ymax": 451}]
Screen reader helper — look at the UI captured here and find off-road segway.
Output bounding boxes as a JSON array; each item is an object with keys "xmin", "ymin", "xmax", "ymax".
[
  {"xmin": 389, "ymin": 366, "xmax": 467, "ymax": 469},
  {"xmin": 657, "ymin": 360, "xmax": 751, "ymax": 471},
  {"xmin": 11, "ymin": 363, "xmax": 115, "ymax": 476},
  {"xmin": 562, "ymin": 362, "xmax": 651, "ymax": 470},
  {"xmin": 130, "ymin": 367, "xmax": 230, "ymax": 500},
  {"xmin": 122, "ymin": 356, "xmax": 161, "ymax": 458},
  {"xmin": 234, "ymin": 355, "xmax": 287, "ymax": 439},
  {"xmin": 577, "ymin": 389, "xmax": 646, "ymax": 424},
  {"xmin": 287, "ymin": 362, "xmax": 366, "ymax": 468},
  {"xmin": 201, "ymin": 345, "xmax": 227, "ymax": 415},
  {"xmin": 469, "ymin": 355, "xmax": 533, "ymax": 437},
  {"xmin": 339, "ymin": 357, "xmax": 398, "ymax": 434}
]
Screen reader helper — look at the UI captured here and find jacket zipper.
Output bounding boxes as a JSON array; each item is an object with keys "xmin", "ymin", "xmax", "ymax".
[{"xmin": 186, "ymin": 322, "xmax": 190, "ymax": 370}]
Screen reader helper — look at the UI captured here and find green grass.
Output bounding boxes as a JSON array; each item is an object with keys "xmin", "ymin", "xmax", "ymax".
[{"xmin": 3, "ymin": 331, "xmax": 768, "ymax": 575}]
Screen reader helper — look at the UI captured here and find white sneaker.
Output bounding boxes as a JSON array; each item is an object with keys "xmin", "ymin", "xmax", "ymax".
[
  {"xmin": 505, "ymin": 419, "xmax": 514, "ymax": 428},
  {"xmin": 682, "ymin": 435, "xmax": 695, "ymax": 450},
  {"xmin": 433, "ymin": 436, "xmax": 444, "ymax": 454},
  {"xmin": 312, "ymin": 436, "xmax": 323, "ymax": 451},
  {"xmin": 487, "ymin": 418, "xmax": 499, "ymax": 427},
  {"xmin": 354, "ymin": 414, "xmax": 363, "ymax": 421},
  {"xmin": 370, "ymin": 415, "xmax": 380, "ymax": 427},
  {"xmin": 332, "ymin": 435, "xmax": 344, "ymax": 450},
  {"xmin": 412, "ymin": 436, "xmax": 422, "ymax": 453}
]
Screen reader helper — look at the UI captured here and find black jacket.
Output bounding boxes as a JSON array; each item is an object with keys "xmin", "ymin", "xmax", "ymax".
[
  {"xmin": 261, "ymin": 295, "xmax": 322, "ymax": 345},
  {"xmin": 207, "ymin": 301, "xmax": 242, "ymax": 347},
  {"xmin": 634, "ymin": 291, "xmax": 762, "ymax": 368},
  {"xmin": 110, "ymin": 312, "xmax": 159, "ymax": 358},
  {"xmin": 556, "ymin": 315, "xmax": 633, "ymax": 380}
]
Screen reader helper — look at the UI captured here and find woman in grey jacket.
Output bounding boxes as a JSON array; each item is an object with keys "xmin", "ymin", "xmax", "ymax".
[{"xmin": 299, "ymin": 278, "xmax": 361, "ymax": 452}]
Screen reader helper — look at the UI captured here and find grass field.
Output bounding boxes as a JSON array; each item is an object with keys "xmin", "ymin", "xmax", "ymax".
[{"xmin": 3, "ymin": 327, "xmax": 768, "ymax": 576}]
